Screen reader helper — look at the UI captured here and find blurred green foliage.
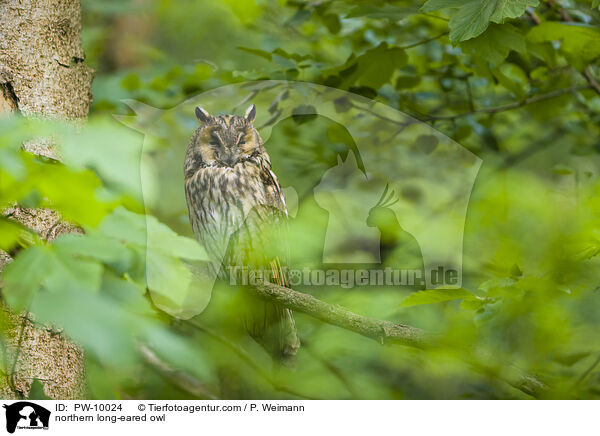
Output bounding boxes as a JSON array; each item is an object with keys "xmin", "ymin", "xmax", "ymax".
[{"xmin": 1, "ymin": 0, "xmax": 600, "ymax": 399}]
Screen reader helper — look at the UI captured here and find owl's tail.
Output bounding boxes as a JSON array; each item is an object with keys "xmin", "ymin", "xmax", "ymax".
[
  {"xmin": 243, "ymin": 259, "xmax": 300, "ymax": 365},
  {"xmin": 244, "ymin": 301, "xmax": 300, "ymax": 365}
]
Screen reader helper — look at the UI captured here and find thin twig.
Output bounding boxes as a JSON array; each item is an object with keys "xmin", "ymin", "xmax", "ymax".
[
  {"xmin": 527, "ymin": 8, "xmax": 542, "ymax": 25},
  {"xmin": 303, "ymin": 343, "xmax": 359, "ymax": 399},
  {"xmin": 583, "ymin": 69, "xmax": 600, "ymax": 95},
  {"xmin": 347, "ymin": 101, "xmax": 415, "ymax": 129},
  {"xmin": 399, "ymin": 32, "xmax": 449, "ymax": 50},
  {"xmin": 139, "ymin": 345, "xmax": 220, "ymax": 400},
  {"xmin": 465, "ymin": 76, "xmax": 475, "ymax": 112},
  {"xmin": 423, "ymin": 85, "xmax": 590, "ymax": 121},
  {"xmin": 8, "ymin": 316, "xmax": 27, "ymax": 398},
  {"xmin": 547, "ymin": 0, "xmax": 574, "ymax": 22},
  {"xmin": 575, "ymin": 352, "xmax": 600, "ymax": 386},
  {"xmin": 186, "ymin": 321, "xmax": 318, "ymax": 399}
]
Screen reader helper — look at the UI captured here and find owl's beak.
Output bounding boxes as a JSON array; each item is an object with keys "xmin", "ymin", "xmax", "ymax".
[{"xmin": 223, "ymin": 152, "xmax": 237, "ymax": 167}]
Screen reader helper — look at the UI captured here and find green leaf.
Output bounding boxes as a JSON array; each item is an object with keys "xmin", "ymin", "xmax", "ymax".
[
  {"xmin": 415, "ymin": 135, "xmax": 439, "ymax": 154},
  {"xmin": 329, "ymin": 43, "xmax": 407, "ymax": 90},
  {"xmin": 53, "ymin": 233, "xmax": 132, "ymax": 266},
  {"xmin": 0, "ymin": 219, "xmax": 35, "ymax": 252},
  {"xmin": 29, "ymin": 286, "xmax": 143, "ymax": 366},
  {"xmin": 147, "ymin": 217, "xmax": 208, "ymax": 261},
  {"xmin": 1, "ymin": 247, "xmax": 54, "ymax": 310},
  {"xmin": 554, "ymin": 352, "xmax": 591, "ymax": 366},
  {"xmin": 395, "ymin": 75, "xmax": 421, "ymax": 89},
  {"xmin": 100, "ymin": 270, "xmax": 155, "ymax": 317},
  {"xmin": 423, "ymin": 0, "xmax": 539, "ymax": 42},
  {"xmin": 461, "ymin": 24, "xmax": 525, "ymax": 66},
  {"xmin": 121, "ymin": 74, "xmax": 141, "ymax": 91},
  {"xmin": 98, "ymin": 207, "xmax": 147, "ymax": 245},
  {"xmin": 60, "ymin": 118, "xmax": 143, "ymax": 201},
  {"xmin": 492, "ymin": 63, "xmax": 528, "ymax": 99},
  {"xmin": 553, "ymin": 164, "xmax": 574, "ymax": 175},
  {"xmin": 0, "ymin": 147, "xmax": 26, "ymax": 179},
  {"xmin": 146, "ymin": 251, "xmax": 213, "ymax": 319},
  {"xmin": 516, "ymin": 275, "xmax": 565, "ymax": 295},
  {"xmin": 97, "ymin": 208, "xmax": 211, "ymax": 317},
  {"xmin": 1, "ymin": 243, "xmax": 103, "ymax": 312},
  {"xmin": 143, "ymin": 326, "xmax": 213, "ymax": 381},
  {"xmin": 478, "ymin": 277, "xmax": 522, "ymax": 298},
  {"xmin": 237, "ymin": 47, "xmax": 311, "ymax": 64},
  {"xmin": 146, "ymin": 251, "xmax": 193, "ymax": 305},
  {"xmin": 448, "ymin": 0, "xmax": 498, "ymax": 42},
  {"xmin": 422, "ymin": 0, "xmax": 472, "ymax": 11},
  {"xmin": 43, "ymin": 251, "xmax": 103, "ymax": 295},
  {"xmin": 222, "ymin": 0, "xmax": 261, "ymax": 25},
  {"xmin": 357, "ymin": 43, "xmax": 407, "ymax": 88},
  {"xmin": 99, "ymin": 207, "xmax": 208, "ymax": 261},
  {"xmin": 14, "ymin": 152, "xmax": 115, "ymax": 227},
  {"xmin": 400, "ymin": 288, "xmax": 475, "ymax": 307},
  {"xmin": 460, "ymin": 297, "xmax": 487, "ymax": 311},
  {"xmin": 527, "ymin": 22, "xmax": 600, "ymax": 69},
  {"xmin": 488, "ymin": 0, "xmax": 538, "ymax": 23},
  {"xmin": 321, "ymin": 13, "xmax": 341, "ymax": 34}
]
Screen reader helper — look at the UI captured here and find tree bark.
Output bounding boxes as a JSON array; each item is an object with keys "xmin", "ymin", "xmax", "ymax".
[{"xmin": 0, "ymin": 0, "xmax": 94, "ymax": 399}]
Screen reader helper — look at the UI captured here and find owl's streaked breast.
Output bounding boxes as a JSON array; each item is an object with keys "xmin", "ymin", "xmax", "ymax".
[{"xmin": 185, "ymin": 159, "xmax": 271, "ymax": 263}]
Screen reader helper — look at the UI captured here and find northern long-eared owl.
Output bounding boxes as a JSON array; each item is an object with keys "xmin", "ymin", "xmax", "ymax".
[{"xmin": 184, "ymin": 104, "xmax": 299, "ymax": 363}]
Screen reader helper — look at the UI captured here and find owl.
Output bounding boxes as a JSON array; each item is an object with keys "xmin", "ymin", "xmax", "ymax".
[{"xmin": 184, "ymin": 104, "xmax": 300, "ymax": 363}]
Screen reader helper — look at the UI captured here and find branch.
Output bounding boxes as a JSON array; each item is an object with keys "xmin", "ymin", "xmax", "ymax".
[
  {"xmin": 423, "ymin": 85, "xmax": 590, "ymax": 121},
  {"xmin": 547, "ymin": 0, "xmax": 573, "ymax": 22},
  {"xmin": 252, "ymin": 281, "xmax": 435, "ymax": 348},
  {"xmin": 184, "ymin": 321, "xmax": 319, "ymax": 399},
  {"xmin": 399, "ymin": 32, "xmax": 449, "ymax": 50},
  {"xmin": 139, "ymin": 345, "xmax": 220, "ymax": 400},
  {"xmin": 347, "ymin": 101, "xmax": 415, "ymax": 129},
  {"xmin": 251, "ymin": 281, "xmax": 548, "ymax": 398},
  {"xmin": 527, "ymin": 8, "xmax": 542, "ymax": 25},
  {"xmin": 432, "ymin": 6, "xmax": 600, "ymax": 123},
  {"xmin": 584, "ymin": 69, "xmax": 600, "ymax": 95}
]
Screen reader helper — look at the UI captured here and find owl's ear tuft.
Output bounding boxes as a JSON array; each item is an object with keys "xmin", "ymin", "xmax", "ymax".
[
  {"xmin": 195, "ymin": 106, "xmax": 211, "ymax": 124},
  {"xmin": 244, "ymin": 104, "xmax": 256, "ymax": 123}
]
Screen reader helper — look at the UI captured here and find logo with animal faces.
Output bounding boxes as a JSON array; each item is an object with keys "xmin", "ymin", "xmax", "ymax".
[
  {"xmin": 3, "ymin": 402, "xmax": 50, "ymax": 433},
  {"xmin": 117, "ymin": 80, "xmax": 481, "ymax": 318}
]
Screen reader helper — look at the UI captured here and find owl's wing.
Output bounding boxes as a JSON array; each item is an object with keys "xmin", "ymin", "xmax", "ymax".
[
  {"xmin": 224, "ymin": 162, "xmax": 290, "ymax": 283},
  {"xmin": 223, "ymin": 160, "xmax": 300, "ymax": 362}
]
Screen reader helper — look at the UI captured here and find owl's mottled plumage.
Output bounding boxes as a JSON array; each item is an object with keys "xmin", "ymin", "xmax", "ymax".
[{"xmin": 184, "ymin": 104, "xmax": 299, "ymax": 362}]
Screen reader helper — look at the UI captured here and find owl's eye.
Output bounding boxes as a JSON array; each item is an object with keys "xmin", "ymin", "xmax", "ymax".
[{"xmin": 235, "ymin": 132, "xmax": 245, "ymax": 146}]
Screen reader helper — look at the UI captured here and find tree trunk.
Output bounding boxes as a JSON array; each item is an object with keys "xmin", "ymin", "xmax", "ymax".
[{"xmin": 0, "ymin": 0, "xmax": 94, "ymax": 399}]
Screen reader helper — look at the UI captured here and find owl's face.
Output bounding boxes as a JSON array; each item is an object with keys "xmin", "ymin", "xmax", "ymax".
[{"xmin": 192, "ymin": 104, "xmax": 262, "ymax": 168}]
